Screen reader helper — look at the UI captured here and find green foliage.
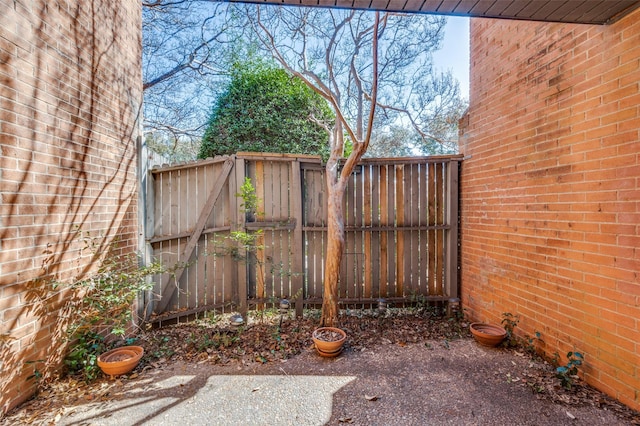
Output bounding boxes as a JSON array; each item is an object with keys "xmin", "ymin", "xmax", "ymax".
[
  {"xmin": 524, "ymin": 331, "xmax": 543, "ymax": 355},
  {"xmin": 148, "ymin": 335, "xmax": 174, "ymax": 359},
  {"xmin": 237, "ymin": 177, "xmax": 260, "ymax": 220},
  {"xmin": 499, "ymin": 313, "xmax": 544, "ymax": 355},
  {"xmin": 25, "ymin": 359, "xmax": 45, "ymax": 385},
  {"xmin": 199, "ymin": 61, "xmax": 334, "ymax": 159},
  {"xmin": 64, "ymin": 331, "xmax": 106, "ymax": 382},
  {"xmin": 556, "ymin": 351, "xmax": 584, "ymax": 389},
  {"xmin": 228, "ymin": 230, "xmax": 264, "ymax": 258},
  {"xmin": 501, "ymin": 312, "xmax": 520, "ymax": 348},
  {"xmin": 213, "ymin": 178, "xmax": 264, "ymax": 261},
  {"xmin": 62, "ymin": 235, "xmax": 164, "ymax": 382}
]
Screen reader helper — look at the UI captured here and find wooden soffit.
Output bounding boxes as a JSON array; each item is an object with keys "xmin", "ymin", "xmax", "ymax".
[{"xmin": 228, "ymin": 1, "xmax": 640, "ymax": 24}]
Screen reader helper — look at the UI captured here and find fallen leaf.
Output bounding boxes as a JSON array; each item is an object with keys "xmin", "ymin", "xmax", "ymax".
[{"xmin": 365, "ymin": 394, "xmax": 379, "ymax": 401}]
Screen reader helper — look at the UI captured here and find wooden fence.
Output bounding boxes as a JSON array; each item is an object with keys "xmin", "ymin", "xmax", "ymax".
[{"xmin": 146, "ymin": 152, "xmax": 462, "ymax": 322}]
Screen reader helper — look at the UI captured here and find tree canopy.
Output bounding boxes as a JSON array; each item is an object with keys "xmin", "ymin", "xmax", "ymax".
[
  {"xmin": 142, "ymin": 3, "xmax": 465, "ymax": 161},
  {"xmin": 198, "ymin": 62, "xmax": 334, "ymax": 159}
]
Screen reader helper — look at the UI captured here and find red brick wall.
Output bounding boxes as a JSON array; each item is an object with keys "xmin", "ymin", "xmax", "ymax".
[
  {"xmin": 0, "ymin": 0, "xmax": 142, "ymax": 414},
  {"xmin": 460, "ymin": 11, "xmax": 640, "ymax": 410}
]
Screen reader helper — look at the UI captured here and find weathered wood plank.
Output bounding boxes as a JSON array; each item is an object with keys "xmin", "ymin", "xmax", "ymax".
[
  {"xmin": 302, "ymin": 167, "xmax": 323, "ymax": 299},
  {"xmin": 418, "ymin": 162, "xmax": 428, "ymax": 293},
  {"xmin": 436, "ymin": 162, "xmax": 445, "ymax": 296},
  {"xmin": 395, "ymin": 164, "xmax": 405, "ymax": 297},
  {"xmin": 445, "ymin": 160, "xmax": 459, "ymax": 299},
  {"xmin": 363, "ymin": 164, "xmax": 372, "ymax": 299},
  {"xmin": 428, "ymin": 162, "xmax": 436, "ymax": 296},
  {"xmin": 185, "ymin": 166, "xmax": 198, "ymax": 310},
  {"xmin": 290, "ymin": 161, "xmax": 304, "ymax": 316},
  {"xmin": 386, "ymin": 164, "xmax": 396, "ymax": 296},
  {"xmin": 369, "ymin": 164, "xmax": 380, "ymax": 297},
  {"xmin": 254, "ymin": 161, "xmax": 266, "ymax": 309},
  {"xmin": 379, "ymin": 165, "xmax": 388, "ymax": 297}
]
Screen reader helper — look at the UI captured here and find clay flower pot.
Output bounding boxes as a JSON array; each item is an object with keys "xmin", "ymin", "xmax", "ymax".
[
  {"xmin": 312, "ymin": 327, "xmax": 346, "ymax": 357},
  {"xmin": 97, "ymin": 345, "xmax": 144, "ymax": 377},
  {"xmin": 470, "ymin": 323, "xmax": 507, "ymax": 347}
]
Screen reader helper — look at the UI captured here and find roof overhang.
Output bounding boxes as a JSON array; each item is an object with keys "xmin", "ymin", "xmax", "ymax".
[{"xmin": 227, "ymin": 1, "xmax": 640, "ymax": 24}]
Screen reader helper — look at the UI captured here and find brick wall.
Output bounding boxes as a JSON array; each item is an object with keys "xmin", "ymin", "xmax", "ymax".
[
  {"xmin": 460, "ymin": 11, "xmax": 640, "ymax": 410},
  {"xmin": 0, "ymin": 0, "xmax": 142, "ymax": 414}
]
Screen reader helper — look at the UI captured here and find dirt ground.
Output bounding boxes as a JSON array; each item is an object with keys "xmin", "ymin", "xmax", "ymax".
[{"xmin": 3, "ymin": 310, "xmax": 640, "ymax": 425}]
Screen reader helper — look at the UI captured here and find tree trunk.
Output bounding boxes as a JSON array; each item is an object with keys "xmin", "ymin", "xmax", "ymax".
[
  {"xmin": 321, "ymin": 179, "xmax": 345, "ymax": 327},
  {"xmin": 318, "ymin": 13, "xmax": 380, "ymax": 327}
]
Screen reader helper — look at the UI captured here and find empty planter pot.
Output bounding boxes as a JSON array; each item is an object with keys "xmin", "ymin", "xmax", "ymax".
[
  {"xmin": 470, "ymin": 323, "xmax": 507, "ymax": 347},
  {"xmin": 97, "ymin": 345, "xmax": 144, "ymax": 377}
]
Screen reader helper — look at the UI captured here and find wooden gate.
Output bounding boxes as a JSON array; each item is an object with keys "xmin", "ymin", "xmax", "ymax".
[{"xmin": 146, "ymin": 153, "xmax": 461, "ymax": 322}]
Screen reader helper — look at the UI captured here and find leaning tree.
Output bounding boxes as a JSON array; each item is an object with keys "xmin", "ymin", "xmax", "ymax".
[{"xmin": 249, "ymin": 5, "xmax": 463, "ymax": 326}]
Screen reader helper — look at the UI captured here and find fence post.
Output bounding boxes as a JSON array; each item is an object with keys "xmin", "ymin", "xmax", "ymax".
[
  {"xmin": 445, "ymin": 160, "xmax": 460, "ymax": 298},
  {"xmin": 138, "ymin": 135, "xmax": 155, "ymax": 320},
  {"xmin": 233, "ymin": 157, "xmax": 248, "ymax": 316},
  {"xmin": 290, "ymin": 161, "xmax": 304, "ymax": 317}
]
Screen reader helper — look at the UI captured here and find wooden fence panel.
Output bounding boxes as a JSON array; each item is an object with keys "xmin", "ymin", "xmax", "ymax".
[
  {"xmin": 302, "ymin": 165, "xmax": 326, "ymax": 299},
  {"xmin": 363, "ymin": 165, "xmax": 373, "ymax": 299},
  {"xmin": 244, "ymin": 155, "xmax": 303, "ymax": 306},
  {"xmin": 418, "ymin": 163, "xmax": 428, "ymax": 293},
  {"xmin": 436, "ymin": 162, "xmax": 445, "ymax": 296},
  {"xmin": 147, "ymin": 154, "xmax": 462, "ymax": 320},
  {"xmin": 408, "ymin": 163, "xmax": 420, "ymax": 295},
  {"xmin": 394, "ymin": 164, "xmax": 404, "ymax": 298},
  {"xmin": 149, "ymin": 158, "xmax": 235, "ymax": 318},
  {"xmin": 386, "ymin": 163, "xmax": 397, "ymax": 298}
]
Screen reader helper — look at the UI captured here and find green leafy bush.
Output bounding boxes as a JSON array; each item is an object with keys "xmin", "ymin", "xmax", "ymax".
[{"xmin": 199, "ymin": 61, "xmax": 334, "ymax": 159}]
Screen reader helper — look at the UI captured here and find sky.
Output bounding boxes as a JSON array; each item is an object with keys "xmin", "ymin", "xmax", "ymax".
[{"xmin": 432, "ymin": 16, "xmax": 470, "ymax": 99}]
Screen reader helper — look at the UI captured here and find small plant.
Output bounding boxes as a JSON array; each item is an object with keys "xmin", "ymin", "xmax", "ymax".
[
  {"xmin": 25, "ymin": 359, "xmax": 45, "ymax": 388},
  {"xmin": 203, "ymin": 310, "xmax": 221, "ymax": 326},
  {"xmin": 60, "ymin": 234, "xmax": 164, "ymax": 382},
  {"xmin": 501, "ymin": 312, "xmax": 520, "ymax": 348},
  {"xmin": 64, "ymin": 331, "xmax": 106, "ymax": 382},
  {"xmin": 408, "ymin": 292, "xmax": 428, "ymax": 314},
  {"xmin": 524, "ymin": 331, "xmax": 543, "ymax": 355},
  {"xmin": 211, "ymin": 178, "xmax": 264, "ymax": 263},
  {"xmin": 149, "ymin": 335, "xmax": 174, "ymax": 359},
  {"xmin": 237, "ymin": 177, "xmax": 260, "ymax": 220},
  {"xmin": 556, "ymin": 351, "xmax": 584, "ymax": 389}
]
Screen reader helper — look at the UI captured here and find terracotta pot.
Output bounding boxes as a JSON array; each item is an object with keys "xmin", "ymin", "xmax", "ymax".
[
  {"xmin": 97, "ymin": 345, "xmax": 144, "ymax": 377},
  {"xmin": 470, "ymin": 323, "xmax": 507, "ymax": 347},
  {"xmin": 312, "ymin": 327, "xmax": 346, "ymax": 357}
]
